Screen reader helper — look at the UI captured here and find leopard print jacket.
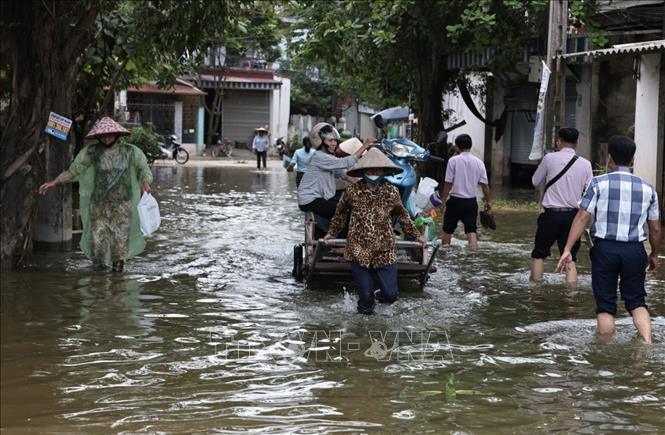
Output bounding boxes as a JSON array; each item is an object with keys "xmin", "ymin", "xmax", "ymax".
[{"xmin": 327, "ymin": 181, "xmax": 421, "ymax": 268}]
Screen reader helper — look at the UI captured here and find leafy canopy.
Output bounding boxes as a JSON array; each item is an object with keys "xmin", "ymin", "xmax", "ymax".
[{"xmin": 288, "ymin": 0, "xmax": 550, "ymax": 129}]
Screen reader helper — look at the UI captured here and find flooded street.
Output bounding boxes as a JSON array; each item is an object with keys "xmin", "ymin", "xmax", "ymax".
[{"xmin": 2, "ymin": 166, "xmax": 664, "ymax": 433}]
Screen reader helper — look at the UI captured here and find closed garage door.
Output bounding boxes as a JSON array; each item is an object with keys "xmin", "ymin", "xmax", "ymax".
[
  {"xmin": 222, "ymin": 89, "xmax": 270, "ymax": 148},
  {"xmin": 511, "ymin": 111, "xmax": 537, "ymax": 165},
  {"xmin": 510, "ymin": 81, "xmax": 577, "ymax": 165},
  {"xmin": 507, "ymin": 84, "xmax": 538, "ymax": 166}
]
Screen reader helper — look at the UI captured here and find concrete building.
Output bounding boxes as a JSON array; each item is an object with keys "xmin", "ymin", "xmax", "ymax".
[
  {"xmin": 559, "ymin": 40, "xmax": 664, "ymax": 192},
  {"xmin": 118, "ymin": 78, "xmax": 207, "ymax": 156},
  {"xmin": 195, "ymin": 68, "xmax": 291, "ymax": 154},
  {"xmin": 442, "ymin": 73, "xmax": 488, "ymax": 162},
  {"xmin": 342, "ymin": 103, "xmax": 378, "ymax": 140},
  {"xmin": 119, "ymin": 68, "xmax": 291, "ymax": 157}
]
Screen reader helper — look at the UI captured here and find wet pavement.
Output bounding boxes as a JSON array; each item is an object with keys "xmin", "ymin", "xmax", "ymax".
[{"xmin": 2, "ymin": 165, "xmax": 664, "ymax": 433}]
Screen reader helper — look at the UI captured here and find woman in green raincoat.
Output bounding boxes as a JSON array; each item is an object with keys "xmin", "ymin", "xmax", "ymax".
[{"xmin": 39, "ymin": 117, "xmax": 153, "ymax": 272}]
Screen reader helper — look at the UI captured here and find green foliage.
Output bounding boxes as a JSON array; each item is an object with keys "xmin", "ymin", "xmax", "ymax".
[
  {"xmin": 491, "ymin": 199, "xmax": 541, "ymax": 212},
  {"xmin": 289, "ymin": 132, "xmax": 303, "ymax": 151},
  {"xmin": 287, "ymin": 0, "xmax": 549, "ymax": 143},
  {"xmin": 446, "ymin": 373, "xmax": 456, "ymax": 399},
  {"xmin": 120, "ymin": 124, "xmax": 162, "ymax": 163},
  {"xmin": 286, "ymin": 0, "xmax": 414, "ymax": 111},
  {"xmin": 593, "ymin": 163, "xmax": 608, "ymax": 175},
  {"xmin": 73, "ymin": 0, "xmax": 278, "ymax": 143},
  {"xmin": 569, "ymin": 0, "xmax": 609, "ymax": 48},
  {"xmin": 446, "ymin": 0, "xmax": 548, "ymax": 72},
  {"xmin": 279, "ymin": 59, "xmax": 335, "ymax": 116},
  {"xmin": 225, "ymin": 1, "xmax": 283, "ymax": 62}
]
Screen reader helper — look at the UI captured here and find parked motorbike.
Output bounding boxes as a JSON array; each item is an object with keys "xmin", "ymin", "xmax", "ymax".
[
  {"xmin": 423, "ymin": 120, "xmax": 467, "ymax": 184},
  {"xmin": 370, "ymin": 111, "xmax": 448, "ymax": 218},
  {"xmin": 158, "ymin": 134, "xmax": 189, "ymax": 164},
  {"xmin": 276, "ymin": 137, "xmax": 289, "ymax": 159}
]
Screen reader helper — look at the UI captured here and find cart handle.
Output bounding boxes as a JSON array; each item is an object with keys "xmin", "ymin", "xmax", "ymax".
[{"xmin": 317, "ymin": 239, "xmax": 441, "ymax": 248}]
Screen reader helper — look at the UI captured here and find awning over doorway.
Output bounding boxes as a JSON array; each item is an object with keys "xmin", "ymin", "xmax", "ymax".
[
  {"xmin": 126, "ymin": 78, "xmax": 206, "ymax": 96},
  {"xmin": 557, "ymin": 39, "xmax": 665, "ymax": 60},
  {"xmin": 197, "ymin": 69, "xmax": 283, "ymax": 90}
]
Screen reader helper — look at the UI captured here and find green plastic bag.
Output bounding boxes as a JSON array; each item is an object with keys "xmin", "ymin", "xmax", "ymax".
[{"xmin": 414, "ymin": 216, "xmax": 437, "ymax": 241}]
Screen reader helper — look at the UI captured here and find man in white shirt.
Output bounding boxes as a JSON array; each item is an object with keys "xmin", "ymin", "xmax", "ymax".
[
  {"xmin": 530, "ymin": 128, "xmax": 593, "ymax": 283},
  {"xmin": 439, "ymin": 134, "xmax": 491, "ymax": 248}
]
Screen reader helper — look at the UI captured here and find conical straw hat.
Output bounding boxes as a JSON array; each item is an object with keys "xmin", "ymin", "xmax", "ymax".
[
  {"xmin": 346, "ymin": 147, "xmax": 403, "ymax": 177},
  {"xmin": 338, "ymin": 137, "xmax": 363, "ymax": 155},
  {"xmin": 85, "ymin": 116, "xmax": 130, "ymax": 139}
]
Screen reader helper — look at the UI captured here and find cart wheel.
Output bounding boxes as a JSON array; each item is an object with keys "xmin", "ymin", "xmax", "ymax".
[{"xmin": 292, "ymin": 245, "xmax": 304, "ymax": 282}]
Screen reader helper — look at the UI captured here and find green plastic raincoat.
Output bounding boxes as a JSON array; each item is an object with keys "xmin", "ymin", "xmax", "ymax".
[{"xmin": 64, "ymin": 143, "xmax": 153, "ymax": 265}]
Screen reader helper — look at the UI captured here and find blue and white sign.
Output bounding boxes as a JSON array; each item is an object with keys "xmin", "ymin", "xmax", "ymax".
[{"xmin": 44, "ymin": 112, "xmax": 72, "ymax": 141}]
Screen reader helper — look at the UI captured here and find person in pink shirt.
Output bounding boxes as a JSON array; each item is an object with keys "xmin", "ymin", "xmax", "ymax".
[
  {"xmin": 530, "ymin": 127, "xmax": 593, "ymax": 283},
  {"xmin": 439, "ymin": 134, "xmax": 491, "ymax": 248}
]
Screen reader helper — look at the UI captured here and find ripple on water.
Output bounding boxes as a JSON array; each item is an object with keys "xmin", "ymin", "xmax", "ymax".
[
  {"xmin": 5, "ymin": 169, "xmax": 665, "ymax": 433},
  {"xmin": 392, "ymin": 409, "xmax": 416, "ymax": 420}
]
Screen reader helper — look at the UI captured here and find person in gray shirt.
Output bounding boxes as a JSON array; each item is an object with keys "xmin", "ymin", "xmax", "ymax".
[{"xmin": 298, "ymin": 122, "xmax": 371, "ymax": 218}]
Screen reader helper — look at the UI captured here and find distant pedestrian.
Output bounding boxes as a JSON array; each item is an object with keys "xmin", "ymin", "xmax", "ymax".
[
  {"xmin": 530, "ymin": 128, "xmax": 593, "ymax": 283},
  {"xmin": 287, "ymin": 137, "xmax": 315, "ymax": 187},
  {"xmin": 252, "ymin": 126, "xmax": 269, "ymax": 170},
  {"xmin": 556, "ymin": 135, "xmax": 661, "ymax": 344},
  {"xmin": 439, "ymin": 134, "xmax": 491, "ymax": 248}
]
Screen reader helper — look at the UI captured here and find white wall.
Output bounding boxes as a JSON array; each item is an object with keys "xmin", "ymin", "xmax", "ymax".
[
  {"xmin": 288, "ymin": 114, "xmax": 322, "ymax": 146},
  {"xmin": 270, "ymin": 75, "xmax": 291, "ymax": 146},
  {"xmin": 359, "ymin": 113, "xmax": 376, "ymax": 140},
  {"xmin": 633, "ymin": 53, "xmax": 661, "ymax": 187},
  {"xmin": 575, "ymin": 66, "xmax": 592, "ymax": 160},
  {"xmin": 442, "ymin": 73, "xmax": 487, "ymax": 161}
]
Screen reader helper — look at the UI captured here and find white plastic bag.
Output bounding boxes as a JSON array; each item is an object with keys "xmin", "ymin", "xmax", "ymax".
[{"xmin": 137, "ymin": 192, "xmax": 160, "ymax": 236}]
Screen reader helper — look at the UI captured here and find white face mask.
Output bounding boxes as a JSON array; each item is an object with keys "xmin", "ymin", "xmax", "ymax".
[{"xmin": 365, "ymin": 175, "xmax": 381, "ymax": 181}]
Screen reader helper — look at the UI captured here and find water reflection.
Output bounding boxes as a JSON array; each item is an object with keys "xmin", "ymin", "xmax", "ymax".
[{"xmin": 1, "ymin": 166, "xmax": 664, "ymax": 433}]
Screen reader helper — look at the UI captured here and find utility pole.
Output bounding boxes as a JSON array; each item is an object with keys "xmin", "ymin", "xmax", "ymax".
[{"xmin": 545, "ymin": 0, "xmax": 568, "ymax": 150}]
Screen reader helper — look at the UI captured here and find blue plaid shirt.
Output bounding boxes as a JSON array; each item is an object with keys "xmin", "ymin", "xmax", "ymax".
[{"xmin": 579, "ymin": 167, "xmax": 660, "ymax": 242}]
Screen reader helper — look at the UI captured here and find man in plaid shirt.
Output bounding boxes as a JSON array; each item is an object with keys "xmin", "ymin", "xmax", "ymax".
[{"xmin": 557, "ymin": 135, "xmax": 661, "ymax": 344}]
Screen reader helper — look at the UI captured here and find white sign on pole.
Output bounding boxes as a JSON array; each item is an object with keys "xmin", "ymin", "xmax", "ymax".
[{"xmin": 529, "ymin": 61, "xmax": 551, "ymax": 161}]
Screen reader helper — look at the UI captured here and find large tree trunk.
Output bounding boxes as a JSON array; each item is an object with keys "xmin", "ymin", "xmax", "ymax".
[
  {"xmin": 411, "ymin": 44, "xmax": 447, "ymax": 148},
  {"xmin": 0, "ymin": 1, "xmax": 98, "ymax": 269}
]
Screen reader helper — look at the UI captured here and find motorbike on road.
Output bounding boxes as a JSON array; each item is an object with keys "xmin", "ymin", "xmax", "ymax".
[
  {"xmin": 158, "ymin": 134, "xmax": 189, "ymax": 164},
  {"xmin": 276, "ymin": 137, "xmax": 288, "ymax": 159}
]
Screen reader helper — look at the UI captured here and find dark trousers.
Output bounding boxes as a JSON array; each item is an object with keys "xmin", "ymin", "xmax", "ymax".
[
  {"xmin": 442, "ymin": 196, "xmax": 478, "ymax": 234},
  {"xmin": 296, "ymin": 171, "xmax": 304, "ymax": 187},
  {"xmin": 350, "ymin": 262, "xmax": 398, "ymax": 315},
  {"xmin": 531, "ymin": 209, "xmax": 581, "ymax": 261},
  {"xmin": 256, "ymin": 151, "xmax": 267, "ymax": 169},
  {"xmin": 299, "ymin": 198, "xmax": 339, "ymax": 219},
  {"xmin": 591, "ymin": 239, "xmax": 648, "ymax": 315}
]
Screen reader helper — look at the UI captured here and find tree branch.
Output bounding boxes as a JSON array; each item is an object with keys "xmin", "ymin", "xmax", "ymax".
[
  {"xmin": 3, "ymin": 142, "xmax": 39, "ymax": 181},
  {"xmin": 99, "ymin": 56, "xmax": 130, "ymax": 116}
]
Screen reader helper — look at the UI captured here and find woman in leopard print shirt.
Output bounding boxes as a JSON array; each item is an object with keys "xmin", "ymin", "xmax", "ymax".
[{"xmin": 325, "ymin": 148, "xmax": 426, "ymax": 314}]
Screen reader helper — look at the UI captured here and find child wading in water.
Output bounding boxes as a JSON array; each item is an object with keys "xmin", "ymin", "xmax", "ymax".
[{"xmin": 324, "ymin": 147, "xmax": 427, "ymax": 314}]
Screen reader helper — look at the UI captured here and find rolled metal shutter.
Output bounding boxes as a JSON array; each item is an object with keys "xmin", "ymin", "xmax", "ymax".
[
  {"xmin": 222, "ymin": 89, "xmax": 270, "ymax": 148},
  {"xmin": 510, "ymin": 111, "xmax": 537, "ymax": 165}
]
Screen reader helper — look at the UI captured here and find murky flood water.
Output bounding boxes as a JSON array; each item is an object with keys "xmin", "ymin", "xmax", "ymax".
[{"xmin": 2, "ymin": 166, "xmax": 664, "ymax": 433}]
